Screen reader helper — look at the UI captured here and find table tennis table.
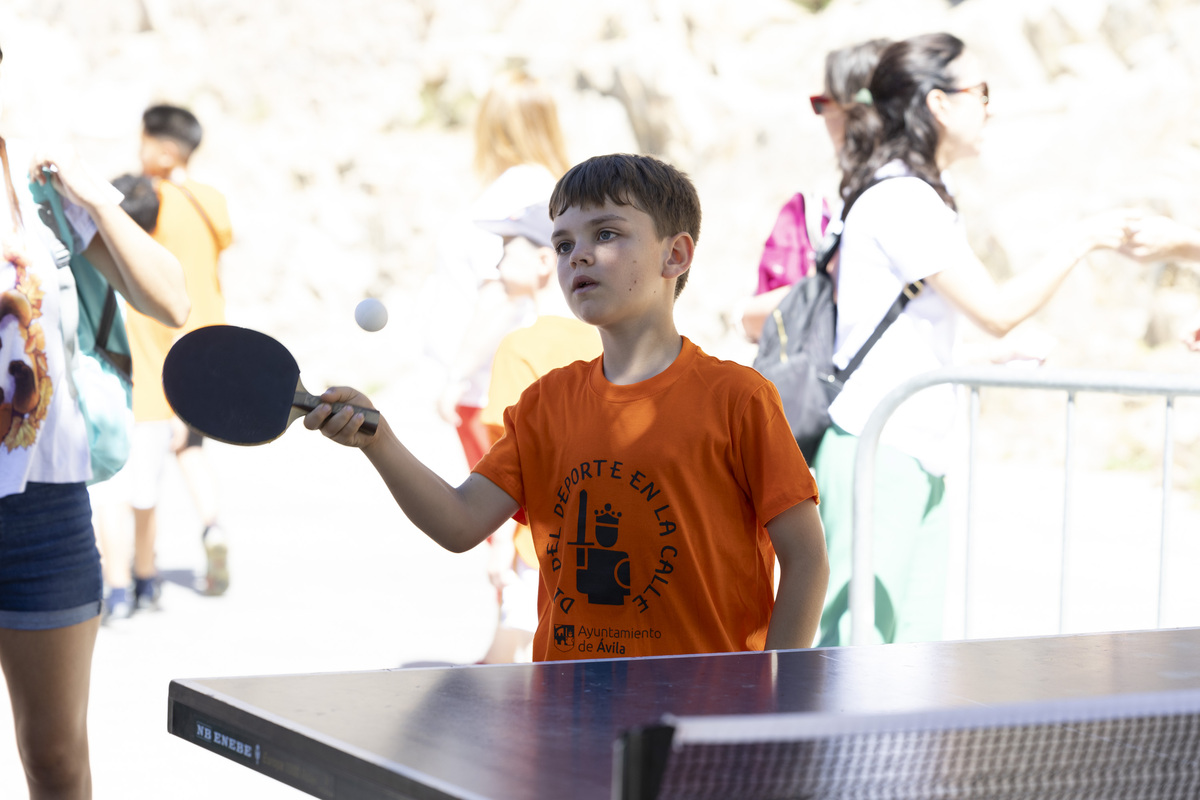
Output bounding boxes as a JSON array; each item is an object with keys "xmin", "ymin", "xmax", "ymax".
[{"xmin": 168, "ymin": 626, "xmax": 1200, "ymax": 799}]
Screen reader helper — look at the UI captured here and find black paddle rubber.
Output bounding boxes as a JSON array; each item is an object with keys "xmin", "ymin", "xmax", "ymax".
[{"xmin": 163, "ymin": 325, "xmax": 378, "ymax": 445}]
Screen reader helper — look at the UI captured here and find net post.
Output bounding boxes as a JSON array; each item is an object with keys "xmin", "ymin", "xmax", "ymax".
[
  {"xmin": 850, "ymin": 429, "xmax": 878, "ymax": 645},
  {"xmin": 1058, "ymin": 391, "xmax": 1075, "ymax": 635},
  {"xmin": 613, "ymin": 724, "xmax": 675, "ymax": 800},
  {"xmin": 1158, "ymin": 395, "xmax": 1174, "ymax": 629},
  {"xmin": 963, "ymin": 385, "xmax": 980, "ymax": 639}
]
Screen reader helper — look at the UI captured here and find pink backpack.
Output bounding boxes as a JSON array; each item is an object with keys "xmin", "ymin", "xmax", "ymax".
[{"xmin": 755, "ymin": 192, "xmax": 815, "ymax": 295}]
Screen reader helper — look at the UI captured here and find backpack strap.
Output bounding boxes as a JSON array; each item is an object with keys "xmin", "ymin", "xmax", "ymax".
[
  {"xmin": 96, "ymin": 287, "xmax": 118, "ymax": 345},
  {"xmin": 93, "ymin": 287, "xmax": 132, "ymax": 376},
  {"xmin": 813, "ymin": 220, "xmax": 842, "ymax": 276},
  {"xmin": 166, "ymin": 180, "xmax": 221, "ymax": 247},
  {"xmin": 835, "ymin": 278, "xmax": 923, "ymax": 383},
  {"xmin": 823, "ymin": 175, "xmax": 927, "ymax": 384}
]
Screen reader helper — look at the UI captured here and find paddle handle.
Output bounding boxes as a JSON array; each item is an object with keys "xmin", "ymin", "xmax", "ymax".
[{"xmin": 294, "ymin": 390, "xmax": 380, "ymax": 436}]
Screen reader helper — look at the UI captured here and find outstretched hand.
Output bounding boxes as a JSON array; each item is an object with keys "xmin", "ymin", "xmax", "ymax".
[
  {"xmin": 1117, "ymin": 213, "xmax": 1200, "ymax": 264},
  {"xmin": 1073, "ymin": 208, "xmax": 1149, "ymax": 253},
  {"xmin": 304, "ymin": 386, "xmax": 381, "ymax": 449}
]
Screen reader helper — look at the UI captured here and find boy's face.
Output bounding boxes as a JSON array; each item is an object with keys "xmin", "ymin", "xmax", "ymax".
[
  {"xmin": 551, "ymin": 200, "xmax": 690, "ymax": 330},
  {"xmin": 496, "ymin": 236, "xmax": 553, "ymax": 298},
  {"xmin": 139, "ymin": 134, "xmax": 184, "ymax": 179}
]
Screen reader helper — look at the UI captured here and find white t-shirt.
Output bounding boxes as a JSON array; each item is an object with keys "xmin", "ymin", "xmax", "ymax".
[
  {"xmin": 828, "ymin": 166, "xmax": 974, "ymax": 476},
  {"xmin": 0, "ymin": 141, "xmax": 95, "ymax": 497}
]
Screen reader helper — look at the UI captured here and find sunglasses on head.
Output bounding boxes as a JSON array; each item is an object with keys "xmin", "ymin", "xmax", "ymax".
[{"xmin": 945, "ymin": 81, "xmax": 989, "ymax": 105}]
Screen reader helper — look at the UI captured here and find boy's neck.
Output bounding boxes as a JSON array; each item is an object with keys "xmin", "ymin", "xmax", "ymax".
[
  {"xmin": 598, "ymin": 321, "xmax": 683, "ymax": 386},
  {"xmin": 144, "ymin": 164, "xmax": 188, "ymax": 182}
]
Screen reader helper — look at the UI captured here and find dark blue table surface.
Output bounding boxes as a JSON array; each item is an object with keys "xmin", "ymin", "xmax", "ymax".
[{"xmin": 169, "ymin": 627, "xmax": 1200, "ymax": 799}]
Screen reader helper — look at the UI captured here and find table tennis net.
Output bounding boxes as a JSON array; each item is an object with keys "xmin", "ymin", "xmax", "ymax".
[{"xmin": 614, "ymin": 688, "xmax": 1200, "ymax": 799}]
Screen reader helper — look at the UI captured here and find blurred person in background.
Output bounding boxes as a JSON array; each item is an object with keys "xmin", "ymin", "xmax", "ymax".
[
  {"xmin": 431, "ymin": 69, "xmax": 571, "ymax": 470},
  {"xmin": 739, "ymin": 38, "xmax": 890, "ymax": 343},
  {"xmin": 811, "ymin": 32, "xmax": 1137, "ymax": 647},
  {"xmin": 474, "ymin": 202, "xmax": 601, "ymax": 663},
  {"xmin": 0, "ymin": 43, "xmax": 189, "ymax": 798},
  {"xmin": 92, "ymin": 104, "xmax": 233, "ymax": 621}
]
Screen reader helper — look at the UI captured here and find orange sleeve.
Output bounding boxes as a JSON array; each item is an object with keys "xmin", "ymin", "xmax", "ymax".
[
  {"xmin": 472, "ymin": 401, "xmax": 527, "ymax": 510},
  {"xmin": 737, "ymin": 381, "xmax": 819, "ymax": 525}
]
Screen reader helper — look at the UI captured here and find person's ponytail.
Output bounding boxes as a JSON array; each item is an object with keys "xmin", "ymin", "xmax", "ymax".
[
  {"xmin": 837, "ymin": 99, "xmax": 884, "ymax": 217},
  {"xmin": 838, "ymin": 33, "xmax": 965, "ymax": 219}
]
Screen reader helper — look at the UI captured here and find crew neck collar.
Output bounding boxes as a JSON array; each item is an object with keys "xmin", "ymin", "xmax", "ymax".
[{"xmin": 589, "ymin": 336, "xmax": 697, "ymax": 402}]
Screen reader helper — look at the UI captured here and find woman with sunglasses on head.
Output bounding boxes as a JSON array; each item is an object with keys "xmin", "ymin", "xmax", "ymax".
[
  {"xmin": 0, "ymin": 43, "xmax": 189, "ymax": 797},
  {"xmin": 740, "ymin": 38, "xmax": 891, "ymax": 342},
  {"xmin": 811, "ymin": 32, "xmax": 1132, "ymax": 647}
]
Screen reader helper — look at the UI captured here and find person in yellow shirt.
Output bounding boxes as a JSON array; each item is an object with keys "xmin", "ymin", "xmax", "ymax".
[
  {"xmin": 476, "ymin": 202, "xmax": 602, "ymax": 662},
  {"xmin": 98, "ymin": 105, "xmax": 233, "ymax": 617}
]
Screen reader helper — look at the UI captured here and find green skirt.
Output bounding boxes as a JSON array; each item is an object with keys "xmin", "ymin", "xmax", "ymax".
[{"xmin": 812, "ymin": 425, "xmax": 949, "ymax": 646}]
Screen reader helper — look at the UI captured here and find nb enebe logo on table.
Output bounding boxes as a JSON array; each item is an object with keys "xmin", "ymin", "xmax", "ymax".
[{"xmin": 194, "ymin": 719, "xmax": 261, "ymax": 764}]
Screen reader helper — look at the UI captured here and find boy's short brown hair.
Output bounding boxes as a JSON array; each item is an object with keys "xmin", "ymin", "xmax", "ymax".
[
  {"xmin": 549, "ymin": 154, "xmax": 702, "ymax": 298},
  {"xmin": 143, "ymin": 104, "xmax": 203, "ymax": 159}
]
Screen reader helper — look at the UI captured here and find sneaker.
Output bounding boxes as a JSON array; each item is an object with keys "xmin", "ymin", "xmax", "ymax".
[
  {"xmin": 132, "ymin": 575, "xmax": 162, "ymax": 612},
  {"xmin": 102, "ymin": 587, "xmax": 134, "ymax": 623},
  {"xmin": 202, "ymin": 524, "xmax": 229, "ymax": 596}
]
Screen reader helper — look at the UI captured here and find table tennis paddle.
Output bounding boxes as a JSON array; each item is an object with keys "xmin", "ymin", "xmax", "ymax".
[{"xmin": 162, "ymin": 324, "xmax": 379, "ymax": 445}]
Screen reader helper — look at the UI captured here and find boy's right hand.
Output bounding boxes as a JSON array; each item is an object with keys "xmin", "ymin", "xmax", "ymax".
[{"xmin": 304, "ymin": 387, "xmax": 380, "ymax": 449}]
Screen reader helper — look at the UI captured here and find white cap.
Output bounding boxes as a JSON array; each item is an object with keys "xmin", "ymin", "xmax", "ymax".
[{"xmin": 475, "ymin": 201, "xmax": 553, "ymax": 248}]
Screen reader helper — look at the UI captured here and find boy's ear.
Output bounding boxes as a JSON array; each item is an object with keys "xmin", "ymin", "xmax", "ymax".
[
  {"xmin": 535, "ymin": 245, "xmax": 555, "ymax": 288},
  {"xmin": 661, "ymin": 232, "xmax": 694, "ymax": 282}
]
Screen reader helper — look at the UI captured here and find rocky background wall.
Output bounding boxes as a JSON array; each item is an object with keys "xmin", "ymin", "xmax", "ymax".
[{"xmin": 4, "ymin": 0, "xmax": 1200, "ymax": 478}]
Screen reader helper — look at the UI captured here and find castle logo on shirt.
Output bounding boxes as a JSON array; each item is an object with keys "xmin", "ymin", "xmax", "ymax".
[{"xmin": 544, "ymin": 459, "xmax": 680, "ymax": 653}]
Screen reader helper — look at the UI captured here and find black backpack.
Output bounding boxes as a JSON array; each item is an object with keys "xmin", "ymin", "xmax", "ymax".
[{"xmin": 752, "ymin": 226, "xmax": 922, "ymax": 462}]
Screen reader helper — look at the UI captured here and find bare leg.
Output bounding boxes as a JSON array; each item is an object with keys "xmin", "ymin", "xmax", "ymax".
[
  {"xmin": 92, "ymin": 500, "xmax": 132, "ymax": 592},
  {"xmin": 479, "ymin": 533, "xmax": 535, "ymax": 664},
  {"xmin": 175, "ymin": 434, "xmax": 229, "ymax": 594},
  {"xmin": 0, "ymin": 617, "xmax": 101, "ymax": 799},
  {"xmin": 480, "ymin": 627, "xmax": 534, "ymax": 664},
  {"xmin": 132, "ymin": 506, "xmax": 157, "ymax": 581},
  {"xmin": 175, "ymin": 444, "xmax": 219, "ymax": 528}
]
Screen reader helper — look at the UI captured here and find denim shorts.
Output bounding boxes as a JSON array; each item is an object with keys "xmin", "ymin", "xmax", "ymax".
[{"xmin": 0, "ymin": 482, "xmax": 103, "ymax": 630}]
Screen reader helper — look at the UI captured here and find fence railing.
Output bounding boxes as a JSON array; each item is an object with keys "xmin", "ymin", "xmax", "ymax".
[{"xmin": 850, "ymin": 366, "xmax": 1200, "ymax": 646}]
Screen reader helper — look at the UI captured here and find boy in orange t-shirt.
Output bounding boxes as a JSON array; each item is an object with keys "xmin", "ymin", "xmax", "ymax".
[
  {"xmin": 96, "ymin": 105, "xmax": 234, "ymax": 618},
  {"xmin": 307, "ymin": 154, "xmax": 828, "ymax": 660}
]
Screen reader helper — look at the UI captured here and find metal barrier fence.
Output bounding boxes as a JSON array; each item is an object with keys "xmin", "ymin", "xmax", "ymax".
[{"xmin": 849, "ymin": 366, "xmax": 1200, "ymax": 646}]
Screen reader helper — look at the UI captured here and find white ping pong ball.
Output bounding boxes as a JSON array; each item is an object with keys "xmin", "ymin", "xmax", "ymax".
[{"xmin": 355, "ymin": 298, "xmax": 388, "ymax": 332}]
